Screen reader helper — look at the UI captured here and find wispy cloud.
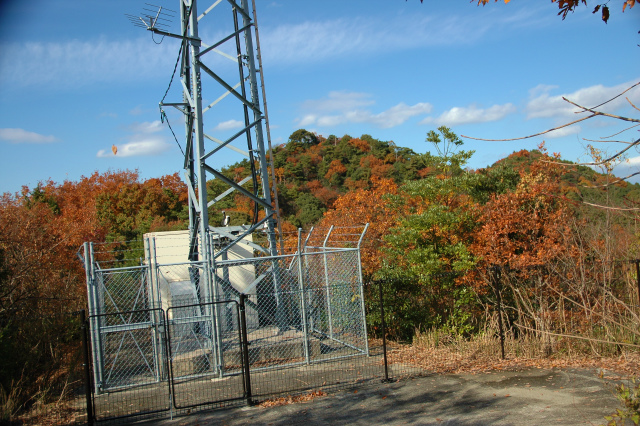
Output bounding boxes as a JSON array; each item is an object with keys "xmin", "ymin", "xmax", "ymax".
[
  {"xmin": 0, "ymin": 36, "xmax": 179, "ymax": 88},
  {"xmin": 545, "ymin": 125, "xmax": 582, "ymax": 139},
  {"xmin": 301, "ymin": 91, "xmax": 375, "ymax": 113},
  {"xmin": 0, "ymin": 128, "xmax": 57, "ymax": 143},
  {"xmin": 260, "ymin": 9, "xmax": 540, "ymax": 66},
  {"xmin": 129, "ymin": 105, "xmax": 146, "ymax": 116},
  {"xmin": 214, "ymin": 119, "xmax": 244, "ymax": 131},
  {"xmin": 97, "ymin": 139, "xmax": 172, "ymax": 158},
  {"xmin": 420, "ymin": 103, "xmax": 516, "ymax": 126},
  {"xmin": 526, "ymin": 80, "xmax": 640, "ymax": 119},
  {"xmin": 0, "ymin": 8, "xmax": 541, "ymax": 88},
  {"xmin": 128, "ymin": 120, "xmax": 164, "ymax": 133},
  {"xmin": 297, "ymin": 92, "xmax": 432, "ymax": 129},
  {"xmin": 97, "ymin": 120, "xmax": 171, "ymax": 158}
]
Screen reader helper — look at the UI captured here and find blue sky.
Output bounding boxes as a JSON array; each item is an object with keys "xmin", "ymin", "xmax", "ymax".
[{"xmin": 0, "ymin": 0, "xmax": 639, "ymax": 194}]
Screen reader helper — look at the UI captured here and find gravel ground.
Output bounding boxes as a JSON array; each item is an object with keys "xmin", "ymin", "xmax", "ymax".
[{"xmin": 149, "ymin": 367, "xmax": 623, "ymax": 425}]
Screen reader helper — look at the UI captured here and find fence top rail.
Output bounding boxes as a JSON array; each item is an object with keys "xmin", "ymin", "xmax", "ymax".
[
  {"xmin": 89, "ymin": 306, "xmax": 165, "ymax": 319},
  {"xmin": 166, "ymin": 299, "xmax": 237, "ymax": 311},
  {"xmin": 303, "ymin": 246, "xmax": 359, "ymax": 252},
  {"xmin": 91, "ymin": 247, "xmax": 359, "ymax": 272},
  {"xmin": 94, "ymin": 264, "xmax": 149, "ymax": 273},
  {"xmin": 214, "ymin": 247, "xmax": 358, "ymax": 267},
  {"xmin": 151, "ymin": 260, "xmax": 207, "ymax": 268}
]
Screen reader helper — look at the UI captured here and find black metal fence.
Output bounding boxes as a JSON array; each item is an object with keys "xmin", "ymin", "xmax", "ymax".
[
  {"xmin": 10, "ymin": 265, "xmax": 640, "ymax": 424},
  {"xmin": 2, "ymin": 310, "xmax": 91, "ymax": 426},
  {"xmin": 6, "ymin": 278, "xmax": 425, "ymax": 425}
]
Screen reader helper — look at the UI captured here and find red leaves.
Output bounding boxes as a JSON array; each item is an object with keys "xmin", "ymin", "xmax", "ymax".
[
  {"xmin": 601, "ymin": 5, "xmax": 610, "ymax": 22},
  {"xmin": 622, "ymin": 0, "xmax": 635, "ymax": 12},
  {"xmin": 320, "ymin": 178, "xmax": 401, "ymax": 276},
  {"xmin": 470, "ymin": 158, "xmax": 572, "ymax": 275}
]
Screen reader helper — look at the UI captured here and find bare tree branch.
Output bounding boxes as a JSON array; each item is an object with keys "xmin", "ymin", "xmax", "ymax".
[
  {"xmin": 599, "ymin": 123, "xmax": 640, "ymax": 139},
  {"xmin": 581, "ymin": 170, "xmax": 640, "ymax": 188},
  {"xmin": 545, "ymin": 137, "xmax": 640, "ymax": 167},
  {"xmin": 563, "ymin": 97, "xmax": 640, "ymax": 123},
  {"xmin": 582, "ymin": 138, "xmax": 635, "ymax": 145},
  {"xmin": 586, "ymin": 81, "xmax": 640, "ymax": 111},
  {"xmin": 581, "ymin": 201, "xmax": 640, "ymax": 211},
  {"xmin": 461, "ymin": 114, "xmax": 595, "ymax": 142},
  {"xmin": 628, "ymin": 96, "xmax": 640, "ymax": 113}
]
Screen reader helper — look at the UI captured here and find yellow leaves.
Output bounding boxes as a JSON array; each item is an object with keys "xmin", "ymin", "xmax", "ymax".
[
  {"xmin": 623, "ymin": 0, "xmax": 635, "ymax": 12},
  {"xmin": 112, "ymin": 144, "xmax": 118, "ymax": 155},
  {"xmin": 477, "ymin": 0, "xmax": 511, "ymax": 4}
]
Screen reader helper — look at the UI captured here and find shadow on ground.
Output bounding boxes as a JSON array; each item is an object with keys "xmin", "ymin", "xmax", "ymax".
[{"xmin": 144, "ymin": 367, "xmax": 621, "ymax": 426}]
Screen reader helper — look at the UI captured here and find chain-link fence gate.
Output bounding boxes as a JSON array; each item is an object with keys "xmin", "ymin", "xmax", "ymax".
[{"xmin": 81, "ymin": 226, "xmax": 372, "ymax": 421}]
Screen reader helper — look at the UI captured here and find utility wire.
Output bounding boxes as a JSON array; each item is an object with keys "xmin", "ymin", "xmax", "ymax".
[
  {"xmin": 160, "ymin": 110, "xmax": 185, "ymax": 156},
  {"xmin": 158, "ymin": 5, "xmax": 192, "ymax": 156}
]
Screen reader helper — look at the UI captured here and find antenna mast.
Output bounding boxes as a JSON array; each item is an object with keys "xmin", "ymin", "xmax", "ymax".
[{"xmin": 139, "ymin": 0, "xmax": 280, "ymax": 265}]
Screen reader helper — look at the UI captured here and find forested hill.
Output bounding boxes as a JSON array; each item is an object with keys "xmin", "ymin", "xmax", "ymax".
[
  {"xmin": 4, "ymin": 128, "xmax": 640, "ymax": 407},
  {"xmin": 209, "ymin": 129, "xmax": 640, "ymax": 229},
  {"xmin": 207, "ymin": 129, "xmax": 432, "ymax": 228}
]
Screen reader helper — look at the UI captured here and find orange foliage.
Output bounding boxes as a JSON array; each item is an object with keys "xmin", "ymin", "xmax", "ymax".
[
  {"xmin": 417, "ymin": 167, "xmax": 434, "ymax": 178},
  {"xmin": 0, "ymin": 170, "xmax": 189, "ymax": 312},
  {"xmin": 470, "ymin": 160, "xmax": 573, "ymax": 276},
  {"xmin": 359, "ymin": 155, "xmax": 394, "ymax": 180},
  {"xmin": 324, "ymin": 159, "xmax": 347, "ymax": 181},
  {"xmin": 305, "ymin": 180, "xmax": 323, "ymax": 192},
  {"xmin": 319, "ymin": 177, "xmax": 402, "ymax": 277},
  {"xmin": 348, "ymin": 138, "xmax": 371, "ymax": 153},
  {"xmin": 311, "ymin": 186, "xmax": 340, "ymax": 209},
  {"xmin": 344, "ymin": 177, "xmax": 370, "ymax": 191}
]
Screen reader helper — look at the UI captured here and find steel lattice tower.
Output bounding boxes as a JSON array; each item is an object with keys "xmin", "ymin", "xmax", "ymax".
[{"xmin": 136, "ymin": 0, "xmax": 280, "ymax": 267}]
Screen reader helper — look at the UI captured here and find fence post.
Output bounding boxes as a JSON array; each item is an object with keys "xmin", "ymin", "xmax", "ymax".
[
  {"xmin": 83, "ymin": 242, "xmax": 103, "ymax": 393},
  {"xmin": 634, "ymin": 260, "xmax": 640, "ymax": 308},
  {"xmin": 80, "ymin": 309, "xmax": 95, "ymax": 426},
  {"xmin": 492, "ymin": 266, "xmax": 506, "ymax": 360},
  {"xmin": 322, "ymin": 226, "xmax": 335, "ymax": 339},
  {"xmin": 297, "ymin": 229, "xmax": 311, "ymax": 364},
  {"xmin": 377, "ymin": 279, "xmax": 390, "ymax": 382},
  {"xmin": 238, "ymin": 294, "xmax": 253, "ymax": 406}
]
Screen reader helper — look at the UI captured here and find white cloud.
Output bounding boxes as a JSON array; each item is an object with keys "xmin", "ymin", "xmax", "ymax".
[
  {"xmin": 0, "ymin": 8, "xmax": 542, "ymax": 88},
  {"xmin": 129, "ymin": 105, "xmax": 145, "ymax": 116},
  {"xmin": 128, "ymin": 120, "xmax": 164, "ymax": 133},
  {"xmin": 623, "ymin": 156, "xmax": 640, "ymax": 167},
  {"xmin": 0, "ymin": 128, "xmax": 57, "ymax": 143},
  {"xmin": 261, "ymin": 9, "xmax": 539, "ymax": 67},
  {"xmin": 301, "ymin": 91, "xmax": 375, "ymax": 113},
  {"xmin": 420, "ymin": 103, "xmax": 516, "ymax": 126},
  {"xmin": 526, "ymin": 80, "xmax": 640, "ymax": 119},
  {"xmin": 214, "ymin": 119, "xmax": 244, "ymax": 131},
  {"xmin": 97, "ymin": 138, "xmax": 172, "ymax": 158},
  {"xmin": 297, "ymin": 92, "xmax": 432, "ymax": 129},
  {"xmin": 0, "ymin": 36, "xmax": 179, "ymax": 88},
  {"xmin": 97, "ymin": 120, "xmax": 171, "ymax": 158},
  {"xmin": 545, "ymin": 125, "xmax": 582, "ymax": 139}
]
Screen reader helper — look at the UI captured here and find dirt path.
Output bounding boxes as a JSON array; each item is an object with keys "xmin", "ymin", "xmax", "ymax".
[{"xmin": 151, "ymin": 367, "xmax": 623, "ymax": 425}]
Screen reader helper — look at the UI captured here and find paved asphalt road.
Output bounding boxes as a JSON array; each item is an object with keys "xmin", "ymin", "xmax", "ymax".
[{"xmin": 150, "ymin": 367, "xmax": 623, "ymax": 425}]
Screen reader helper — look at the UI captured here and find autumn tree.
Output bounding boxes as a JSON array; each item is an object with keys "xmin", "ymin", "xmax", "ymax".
[
  {"xmin": 474, "ymin": 0, "xmax": 636, "ymax": 24},
  {"xmin": 319, "ymin": 177, "xmax": 403, "ymax": 278},
  {"xmin": 377, "ymin": 129, "xmax": 479, "ymax": 339}
]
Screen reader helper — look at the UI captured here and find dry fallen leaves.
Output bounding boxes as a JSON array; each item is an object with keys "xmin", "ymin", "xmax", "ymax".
[
  {"xmin": 258, "ymin": 390, "xmax": 327, "ymax": 408},
  {"xmin": 386, "ymin": 344, "xmax": 640, "ymax": 379}
]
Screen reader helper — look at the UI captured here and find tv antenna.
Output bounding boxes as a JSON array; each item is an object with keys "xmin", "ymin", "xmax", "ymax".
[{"xmin": 126, "ymin": 3, "xmax": 176, "ymax": 30}]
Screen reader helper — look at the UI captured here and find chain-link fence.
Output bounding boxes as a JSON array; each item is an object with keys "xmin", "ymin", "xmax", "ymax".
[{"xmin": 78, "ymin": 237, "xmax": 382, "ymax": 422}]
